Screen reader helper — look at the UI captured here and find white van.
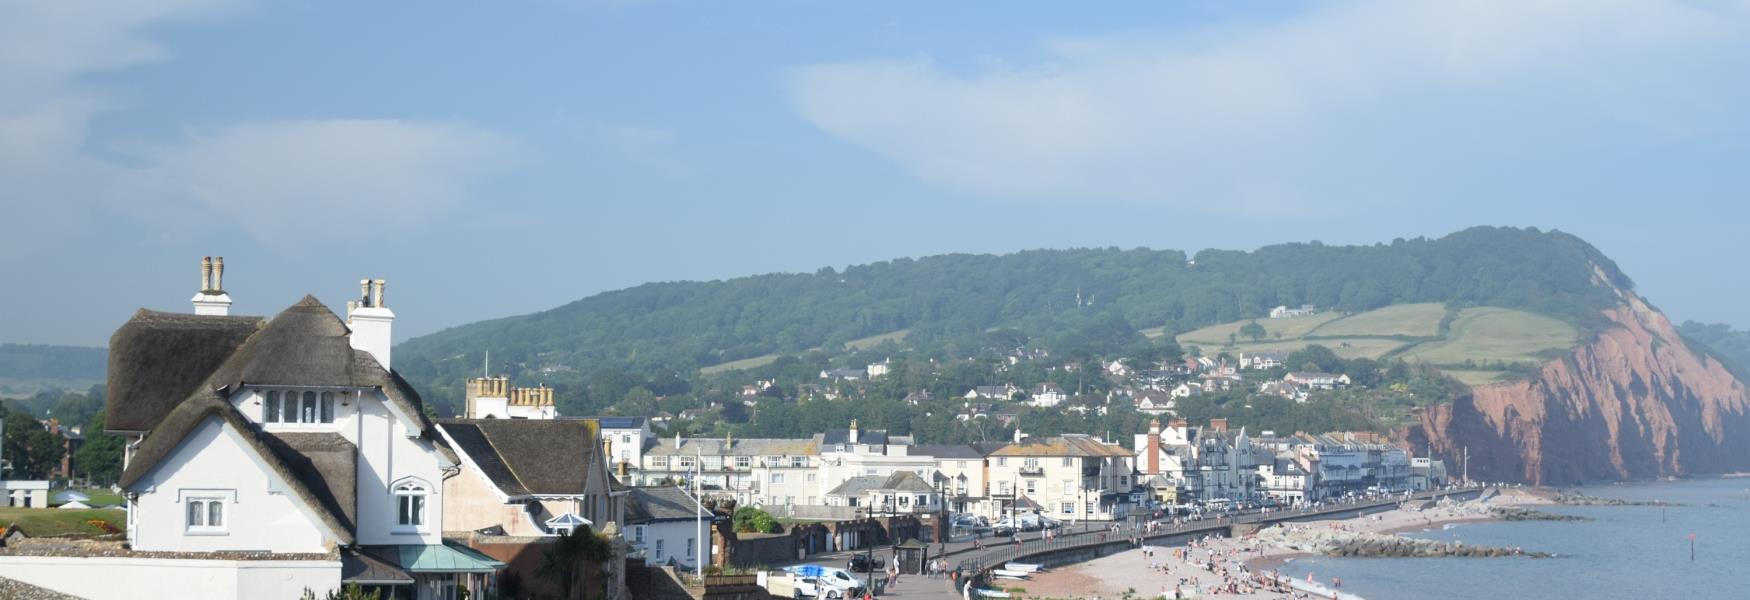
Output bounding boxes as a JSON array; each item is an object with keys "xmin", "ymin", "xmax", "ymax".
[{"xmin": 783, "ymin": 565, "xmax": 866, "ymax": 599}]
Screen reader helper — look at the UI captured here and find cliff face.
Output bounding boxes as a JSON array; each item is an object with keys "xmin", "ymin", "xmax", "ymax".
[{"xmin": 1413, "ymin": 295, "xmax": 1750, "ymax": 485}]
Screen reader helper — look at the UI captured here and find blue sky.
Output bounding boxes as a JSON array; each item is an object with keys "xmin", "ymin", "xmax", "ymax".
[{"xmin": 4, "ymin": 1, "xmax": 1750, "ymax": 346}]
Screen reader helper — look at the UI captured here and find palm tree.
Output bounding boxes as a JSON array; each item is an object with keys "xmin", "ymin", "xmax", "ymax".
[{"xmin": 537, "ymin": 528, "xmax": 615, "ymax": 599}]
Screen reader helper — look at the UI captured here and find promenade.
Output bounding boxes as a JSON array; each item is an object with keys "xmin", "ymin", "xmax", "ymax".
[{"xmin": 832, "ymin": 487, "xmax": 1484, "ymax": 599}]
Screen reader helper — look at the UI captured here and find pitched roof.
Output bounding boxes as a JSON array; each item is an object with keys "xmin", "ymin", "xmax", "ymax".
[
  {"xmin": 625, "ymin": 486, "xmax": 710, "ymax": 523},
  {"xmin": 911, "ymin": 444, "xmax": 984, "ymax": 460},
  {"xmin": 438, "ymin": 419, "xmax": 599, "ymax": 497},
  {"xmin": 645, "ymin": 437, "xmax": 819, "ymax": 457},
  {"xmin": 104, "ymin": 309, "xmax": 263, "ymax": 432},
  {"xmin": 988, "ymin": 434, "xmax": 1133, "ymax": 458},
  {"xmin": 261, "ymin": 432, "xmax": 358, "ymax": 535},
  {"xmin": 579, "ymin": 416, "xmax": 646, "ymax": 429},
  {"xmin": 104, "ymin": 296, "xmax": 454, "ymax": 462},
  {"xmin": 821, "ymin": 429, "xmax": 888, "ymax": 446},
  {"xmin": 116, "ymin": 393, "xmax": 355, "ymax": 544},
  {"xmin": 826, "ymin": 471, "xmax": 936, "ymax": 496}
]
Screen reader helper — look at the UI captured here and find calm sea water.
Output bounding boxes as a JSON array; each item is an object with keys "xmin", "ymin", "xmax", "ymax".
[{"xmin": 1282, "ymin": 478, "xmax": 1750, "ymax": 599}]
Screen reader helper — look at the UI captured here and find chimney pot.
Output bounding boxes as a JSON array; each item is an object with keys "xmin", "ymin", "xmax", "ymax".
[
  {"xmin": 213, "ymin": 256, "xmax": 224, "ymax": 291},
  {"xmin": 359, "ymin": 280, "xmax": 372, "ymax": 307},
  {"xmin": 373, "ymin": 279, "xmax": 386, "ymax": 308},
  {"xmin": 200, "ymin": 257, "xmax": 213, "ymax": 292}
]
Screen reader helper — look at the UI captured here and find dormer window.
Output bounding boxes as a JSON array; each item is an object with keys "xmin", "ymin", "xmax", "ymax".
[
  {"xmin": 186, "ymin": 495, "xmax": 227, "ymax": 535},
  {"xmin": 263, "ymin": 390, "xmax": 337, "ymax": 425}
]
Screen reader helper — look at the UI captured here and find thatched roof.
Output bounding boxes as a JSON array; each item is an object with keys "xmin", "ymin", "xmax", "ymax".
[
  {"xmin": 437, "ymin": 419, "xmax": 598, "ymax": 497},
  {"xmin": 105, "ymin": 296, "xmax": 455, "ymax": 463},
  {"xmin": 261, "ymin": 432, "xmax": 358, "ymax": 535},
  {"xmin": 116, "ymin": 393, "xmax": 355, "ymax": 544},
  {"xmin": 105, "ymin": 309, "xmax": 263, "ymax": 432}
]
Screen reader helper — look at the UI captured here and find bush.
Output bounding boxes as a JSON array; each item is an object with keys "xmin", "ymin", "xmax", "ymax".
[{"xmin": 732, "ymin": 506, "xmax": 779, "ymax": 533}]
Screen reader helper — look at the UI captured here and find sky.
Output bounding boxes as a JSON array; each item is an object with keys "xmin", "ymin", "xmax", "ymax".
[{"xmin": 4, "ymin": 0, "xmax": 1750, "ymax": 347}]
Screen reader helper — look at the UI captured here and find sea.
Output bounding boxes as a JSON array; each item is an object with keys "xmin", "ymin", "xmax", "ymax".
[{"xmin": 1281, "ymin": 477, "xmax": 1750, "ymax": 599}]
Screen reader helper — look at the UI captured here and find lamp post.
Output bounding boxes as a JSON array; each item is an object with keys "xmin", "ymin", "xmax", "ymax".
[{"xmin": 694, "ymin": 449, "xmax": 704, "ymax": 581}]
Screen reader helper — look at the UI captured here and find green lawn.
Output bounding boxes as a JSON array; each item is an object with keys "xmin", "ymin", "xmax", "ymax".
[
  {"xmin": 1308, "ymin": 303, "xmax": 1447, "ymax": 338},
  {"xmin": 1176, "ymin": 312, "xmax": 1342, "ymax": 346},
  {"xmin": 1397, "ymin": 307, "xmax": 1577, "ymax": 366},
  {"xmin": 0, "ymin": 507, "xmax": 125, "ymax": 537},
  {"xmin": 1439, "ymin": 369, "xmax": 1512, "ymax": 386}
]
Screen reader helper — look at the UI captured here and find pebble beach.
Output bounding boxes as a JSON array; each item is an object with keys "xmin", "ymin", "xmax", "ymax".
[{"xmin": 1015, "ymin": 489, "xmax": 1548, "ymax": 599}]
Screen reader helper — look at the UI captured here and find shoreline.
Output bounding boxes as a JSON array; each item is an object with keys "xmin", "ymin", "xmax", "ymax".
[{"xmin": 1016, "ymin": 489, "xmax": 1547, "ymax": 599}]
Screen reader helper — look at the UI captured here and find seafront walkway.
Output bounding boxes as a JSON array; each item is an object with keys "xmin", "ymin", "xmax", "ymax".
[{"xmin": 862, "ymin": 487, "xmax": 1485, "ymax": 599}]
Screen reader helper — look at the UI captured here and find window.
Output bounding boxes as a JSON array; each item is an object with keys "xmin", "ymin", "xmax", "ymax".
[
  {"xmin": 1062, "ymin": 480, "xmax": 1073, "ymax": 495},
  {"xmin": 678, "ymin": 456, "xmax": 695, "ymax": 469},
  {"xmin": 685, "ymin": 538, "xmax": 695, "ymax": 562},
  {"xmin": 735, "ymin": 456, "xmax": 750, "ymax": 469},
  {"xmin": 651, "ymin": 456, "xmax": 669, "ymax": 468},
  {"xmin": 770, "ymin": 473, "xmax": 785, "ymax": 484},
  {"xmin": 186, "ymin": 497, "xmax": 226, "ymax": 534},
  {"xmin": 266, "ymin": 389, "xmax": 337, "ymax": 424},
  {"xmin": 655, "ymin": 539, "xmax": 665, "ymax": 560},
  {"xmin": 807, "ymin": 473, "xmax": 816, "ymax": 482},
  {"xmin": 622, "ymin": 434, "xmax": 631, "ymax": 444},
  {"xmin": 791, "ymin": 456, "xmax": 806, "ymax": 468},
  {"xmin": 1024, "ymin": 458, "xmax": 1039, "ymax": 468},
  {"xmin": 996, "ymin": 457, "xmax": 1007, "ymax": 467},
  {"xmin": 265, "ymin": 391, "xmax": 281, "ymax": 423},
  {"xmin": 1062, "ymin": 457, "xmax": 1074, "ymax": 467},
  {"xmin": 998, "ymin": 482, "xmax": 1011, "ymax": 495},
  {"xmin": 1025, "ymin": 481, "xmax": 1037, "ymax": 494},
  {"xmin": 1061, "ymin": 502, "xmax": 1074, "ymax": 514},
  {"xmin": 301, "ymin": 391, "xmax": 318, "ymax": 422},
  {"xmin": 957, "ymin": 460, "xmax": 967, "ymax": 469},
  {"xmin": 634, "ymin": 526, "xmax": 645, "ymax": 543},
  {"xmin": 394, "ymin": 480, "xmax": 430, "ymax": 530}
]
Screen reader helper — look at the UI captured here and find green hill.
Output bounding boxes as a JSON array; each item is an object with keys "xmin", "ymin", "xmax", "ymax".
[
  {"xmin": 0, "ymin": 344, "xmax": 107, "ymax": 398},
  {"xmin": 395, "ymin": 226, "xmax": 1633, "ymax": 415}
]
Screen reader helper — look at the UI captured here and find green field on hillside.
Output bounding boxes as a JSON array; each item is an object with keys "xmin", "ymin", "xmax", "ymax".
[
  {"xmin": 699, "ymin": 330, "xmax": 910, "ymax": 375},
  {"xmin": 1190, "ymin": 337, "xmax": 1408, "ymax": 360},
  {"xmin": 1307, "ymin": 303, "xmax": 1447, "ymax": 338},
  {"xmin": 1397, "ymin": 307, "xmax": 1576, "ymax": 365},
  {"xmin": 1177, "ymin": 304, "xmax": 1578, "ymax": 384},
  {"xmin": 1176, "ymin": 312, "xmax": 1343, "ymax": 345}
]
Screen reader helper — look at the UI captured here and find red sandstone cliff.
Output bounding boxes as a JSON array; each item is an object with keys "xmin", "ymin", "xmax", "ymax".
[{"xmin": 1412, "ymin": 294, "xmax": 1750, "ymax": 485}]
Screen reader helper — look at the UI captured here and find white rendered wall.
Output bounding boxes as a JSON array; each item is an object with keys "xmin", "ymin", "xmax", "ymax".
[
  {"xmin": 0, "ymin": 556, "xmax": 339, "ymax": 600},
  {"xmin": 131, "ymin": 418, "xmax": 330, "ymax": 553},
  {"xmin": 633, "ymin": 520, "xmax": 702, "ymax": 567},
  {"xmin": 353, "ymin": 389, "xmax": 446, "ymax": 546}
]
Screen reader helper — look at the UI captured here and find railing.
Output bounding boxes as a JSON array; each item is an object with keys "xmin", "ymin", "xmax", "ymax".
[{"xmin": 1019, "ymin": 466, "xmax": 1045, "ymax": 476}]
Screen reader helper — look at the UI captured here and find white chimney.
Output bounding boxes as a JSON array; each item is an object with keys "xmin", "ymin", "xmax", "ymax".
[
  {"xmin": 191, "ymin": 256, "xmax": 233, "ymax": 316},
  {"xmin": 348, "ymin": 278, "xmax": 394, "ymax": 370},
  {"xmin": 848, "ymin": 419, "xmax": 860, "ymax": 444}
]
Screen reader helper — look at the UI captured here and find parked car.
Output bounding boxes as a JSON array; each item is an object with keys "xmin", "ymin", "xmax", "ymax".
[{"xmin": 784, "ymin": 566, "xmax": 864, "ymax": 599}]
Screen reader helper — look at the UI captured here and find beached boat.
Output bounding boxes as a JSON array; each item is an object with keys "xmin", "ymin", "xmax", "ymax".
[
  {"xmin": 975, "ymin": 589, "xmax": 1012, "ymax": 598},
  {"xmin": 1003, "ymin": 562, "xmax": 1045, "ymax": 573},
  {"xmin": 990, "ymin": 569, "xmax": 1032, "ymax": 580}
]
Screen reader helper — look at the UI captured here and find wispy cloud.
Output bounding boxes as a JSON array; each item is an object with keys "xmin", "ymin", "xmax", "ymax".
[
  {"xmin": 130, "ymin": 119, "xmax": 517, "ymax": 244},
  {"xmin": 789, "ymin": 1, "xmax": 1750, "ymax": 212},
  {"xmin": 0, "ymin": 0, "xmax": 518, "ymax": 259}
]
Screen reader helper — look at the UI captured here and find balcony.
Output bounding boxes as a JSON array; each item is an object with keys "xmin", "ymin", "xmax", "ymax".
[{"xmin": 1019, "ymin": 466, "xmax": 1045, "ymax": 477}]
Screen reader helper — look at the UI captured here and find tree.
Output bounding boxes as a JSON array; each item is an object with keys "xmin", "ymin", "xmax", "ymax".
[
  {"xmin": 1239, "ymin": 321, "xmax": 1267, "ymax": 341},
  {"xmin": 2, "ymin": 408, "xmax": 64, "ymax": 480},
  {"xmin": 732, "ymin": 506, "xmax": 778, "ymax": 533},
  {"xmin": 76, "ymin": 411, "xmax": 125, "ymax": 485},
  {"xmin": 537, "ymin": 527, "xmax": 615, "ymax": 599}
]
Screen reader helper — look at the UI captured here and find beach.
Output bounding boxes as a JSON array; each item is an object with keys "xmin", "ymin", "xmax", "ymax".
[{"xmin": 1017, "ymin": 489, "xmax": 1547, "ymax": 599}]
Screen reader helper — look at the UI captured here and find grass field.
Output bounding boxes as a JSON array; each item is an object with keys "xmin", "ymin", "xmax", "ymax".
[
  {"xmin": 699, "ymin": 330, "xmax": 910, "ymax": 375},
  {"xmin": 1192, "ymin": 337, "xmax": 1408, "ymax": 360},
  {"xmin": 1176, "ymin": 312, "xmax": 1342, "ymax": 345},
  {"xmin": 1306, "ymin": 303, "xmax": 1446, "ymax": 338},
  {"xmin": 0, "ymin": 507, "xmax": 125, "ymax": 537},
  {"xmin": 1396, "ymin": 307, "xmax": 1576, "ymax": 365},
  {"xmin": 1173, "ymin": 303, "xmax": 1578, "ymax": 383},
  {"xmin": 59, "ymin": 488, "xmax": 123, "ymax": 507}
]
